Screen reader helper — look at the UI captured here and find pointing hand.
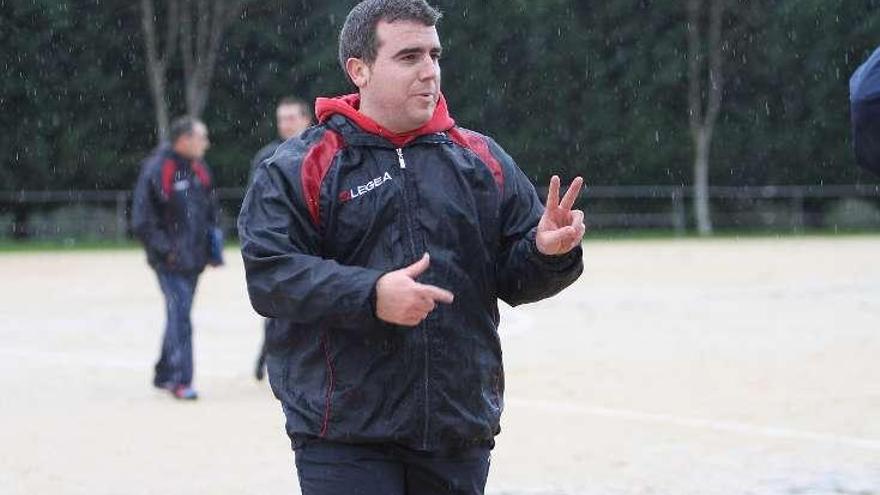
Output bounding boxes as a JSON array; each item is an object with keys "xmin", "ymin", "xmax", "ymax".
[{"xmin": 375, "ymin": 253, "xmax": 454, "ymax": 326}]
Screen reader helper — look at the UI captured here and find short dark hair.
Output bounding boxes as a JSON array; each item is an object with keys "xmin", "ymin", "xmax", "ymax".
[
  {"xmin": 277, "ymin": 96, "xmax": 310, "ymax": 115},
  {"xmin": 338, "ymin": 0, "xmax": 442, "ymax": 78},
  {"xmin": 169, "ymin": 116, "xmax": 203, "ymax": 143}
]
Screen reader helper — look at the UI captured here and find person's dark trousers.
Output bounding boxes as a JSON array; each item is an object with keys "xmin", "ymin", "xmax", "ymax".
[
  {"xmin": 153, "ymin": 270, "xmax": 199, "ymax": 387},
  {"xmin": 294, "ymin": 439, "xmax": 491, "ymax": 495}
]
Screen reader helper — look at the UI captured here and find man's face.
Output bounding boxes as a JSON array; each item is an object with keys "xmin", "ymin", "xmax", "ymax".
[
  {"xmin": 177, "ymin": 122, "xmax": 210, "ymax": 160},
  {"xmin": 353, "ymin": 20, "xmax": 442, "ymax": 133},
  {"xmin": 189, "ymin": 122, "xmax": 210, "ymax": 159},
  {"xmin": 277, "ymin": 104, "xmax": 311, "ymax": 140}
]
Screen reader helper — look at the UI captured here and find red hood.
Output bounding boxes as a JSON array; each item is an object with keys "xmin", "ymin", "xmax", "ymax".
[{"xmin": 315, "ymin": 93, "xmax": 455, "ymax": 147}]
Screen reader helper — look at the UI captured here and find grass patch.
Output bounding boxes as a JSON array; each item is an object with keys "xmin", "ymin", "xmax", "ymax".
[
  {"xmin": 0, "ymin": 239, "xmax": 141, "ymax": 253},
  {"xmin": 1, "ymin": 228, "xmax": 878, "ymax": 253}
]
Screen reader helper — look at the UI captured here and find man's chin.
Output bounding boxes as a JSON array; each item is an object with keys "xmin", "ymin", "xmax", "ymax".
[{"xmin": 417, "ymin": 105, "xmax": 436, "ymax": 123}]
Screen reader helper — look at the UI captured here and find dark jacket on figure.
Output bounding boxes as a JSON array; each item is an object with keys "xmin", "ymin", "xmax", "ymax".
[
  {"xmin": 132, "ymin": 146, "xmax": 219, "ymax": 273},
  {"xmin": 237, "ymin": 93, "xmax": 584, "ymax": 452},
  {"xmin": 851, "ymin": 45, "xmax": 880, "ymax": 176},
  {"xmin": 250, "ymin": 139, "xmax": 282, "ymax": 183}
]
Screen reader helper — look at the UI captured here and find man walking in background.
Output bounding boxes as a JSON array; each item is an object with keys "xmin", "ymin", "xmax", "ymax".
[
  {"xmin": 132, "ymin": 116, "xmax": 222, "ymax": 401},
  {"xmin": 250, "ymin": 96, "xmax": 313, "ymax": 381},
  {"xmin": 238, "ymin": 0, "xmax": 585, "ymax": 493},
  {"xmin": 250, "ymin": 97, "xmax": 313, "ymax": 180}
]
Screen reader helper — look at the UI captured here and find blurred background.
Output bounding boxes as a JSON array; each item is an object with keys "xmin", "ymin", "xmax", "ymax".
[{"xmin": 2, "ymin": 0, "xmax": 880, "ymax": 243}]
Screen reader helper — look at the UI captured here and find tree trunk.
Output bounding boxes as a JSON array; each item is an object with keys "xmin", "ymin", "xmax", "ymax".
[
  {"xmin": 145, "ymin": 59, "xmax": 170, "ymax": 141},
  {"xmin": 11, "ymin": 205, "xmax": 29, "ymax": 240},
  {"xmin": 693, "ymin": 129, "xmax": 712, "ymax": 235},
  {"xmin": 140, "ymin": 0, "xmax": 179, "ymax": 142},
  {"xmin": 687, "ymin": 0, "xmax": 724, "ymax": 236},
  {"xmin": 180, "ymin": 0, "xmax": 246, "ymax": 118}
]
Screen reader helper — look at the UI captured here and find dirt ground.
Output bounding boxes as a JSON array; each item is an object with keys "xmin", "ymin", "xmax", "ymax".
[{"xmin": 1, "ymin": 236, "xmax": 879, "ymax": 495}]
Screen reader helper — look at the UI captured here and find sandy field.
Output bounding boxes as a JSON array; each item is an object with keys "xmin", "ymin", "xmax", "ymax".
[{"xmin": 1, "ymin": 236, "xmax": 879, "ymax": 495}]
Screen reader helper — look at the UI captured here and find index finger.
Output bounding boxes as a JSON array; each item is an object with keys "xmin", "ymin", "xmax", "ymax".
[
  {"xmin": 545, "ymin": 175, "xmax": 560, "ymax": 211},
  {"xmin": 418, "ymin": 284, "xmax": 455, "ymax": 304},
  {"xmin": 559, "ymin": 176, "xmax": 584, "ymax": 211}
]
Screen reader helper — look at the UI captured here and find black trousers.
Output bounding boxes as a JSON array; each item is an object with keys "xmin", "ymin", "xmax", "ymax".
[{"xmin": 294, "ymin": 440, "xmax": 491, "ymax": 495}]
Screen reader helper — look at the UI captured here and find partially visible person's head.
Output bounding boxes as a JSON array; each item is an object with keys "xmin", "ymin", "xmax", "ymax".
[
  {"xmin": 339, "ymin": 0, "xmax": 443, "ymax": 133},
  {"xmin": 169, "ymin": 116, "xmax": 209, "ymax": 160},
  {"xmin": 276, "ymin": 97, "xmax": 312, "ymax": 140}
]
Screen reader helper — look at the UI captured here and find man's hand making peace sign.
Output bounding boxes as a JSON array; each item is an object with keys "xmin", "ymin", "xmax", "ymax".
[{"xmin": 535, "ymin": 175, "xmax": 586, "ymax": 256}]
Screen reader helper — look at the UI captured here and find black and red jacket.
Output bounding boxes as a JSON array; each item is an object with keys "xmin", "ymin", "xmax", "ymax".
[
  {"xmin": 237, "ymin": 94, "xmax": 583, "ymax": 452},
  {"xmin": 132, "ymin": 145, "xmax": 219, "ymax": 273}
]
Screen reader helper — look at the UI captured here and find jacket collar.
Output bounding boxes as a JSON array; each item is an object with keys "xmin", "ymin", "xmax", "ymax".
[{"xmin": 315, "ymin": 93, "xmax": 455, "ymax": 147}]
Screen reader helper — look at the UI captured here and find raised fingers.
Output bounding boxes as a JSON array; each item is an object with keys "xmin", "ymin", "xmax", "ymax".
[
  {"xmin": 559, "ymin": 176, "xmax": 584, "ymax": 212},
  {"xmin": 545, "ymin": 175, "xmax": 560, "ymax": 212}
]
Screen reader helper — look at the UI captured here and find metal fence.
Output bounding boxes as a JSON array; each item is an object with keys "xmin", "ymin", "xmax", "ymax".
[
  {"xmin": 2, "ymin": 184, "xmax": 879, "ymax": 241},
  {"xmin": 577, "ymin": 184, "xmax": 880, "ymax": 233},
  {"xmin": 0, "ymin": 188, "xmax": 246, "ymax": 242}
]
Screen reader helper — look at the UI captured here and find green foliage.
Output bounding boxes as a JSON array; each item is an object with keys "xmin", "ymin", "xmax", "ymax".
[
  {"xmin": 1, "ymin": 1, "xmax": 152, "ymax": 191},
  {"xmin": 2, "ymin": 0, "xmax": 880, "ymax": 191}
]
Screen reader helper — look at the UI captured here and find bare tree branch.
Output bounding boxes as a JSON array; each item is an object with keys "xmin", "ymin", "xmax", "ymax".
[
  {"xmin": 140, "ymin": 0, "xmax": 179, "ymax": 141},
  {"xmin": 164, "ymin": 0, "xmax": 180, "ymax": 63},
  {"xmin": 180, "ymin": 0, "xmax": 248, "ymax": 117},
  {"xmin": 196, "ymin": 0, "xmax": 210, "ymax": 68},
  {"xmin": 705, "ymin": 0, "xmax": 724, "ymax": 134},
  {"xmin": 140, "ymin": 0, "xmax": 247, "ymax": 138},
  {"xmin": 180, "ymin": 0, "xmax": 194, "ymax": 111},
  {"xmin": 686, "ymin": 0, "xmax": 702, "ymax": 138}
]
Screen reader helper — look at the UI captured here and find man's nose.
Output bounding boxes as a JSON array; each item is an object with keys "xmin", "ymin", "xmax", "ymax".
[{"xmin": 418, "ymin": 56, "xmax": 440, "ymax": 80}]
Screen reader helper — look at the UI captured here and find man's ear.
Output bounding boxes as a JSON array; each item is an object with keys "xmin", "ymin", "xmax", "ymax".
[{"xmin": 345, "ymin": 57, "xmax": 371, "ymax": 88}]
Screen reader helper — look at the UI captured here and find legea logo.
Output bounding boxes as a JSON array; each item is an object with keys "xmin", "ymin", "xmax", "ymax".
[{"xmin": 339, "ymin": 172, "xmax": 393, "ymax": 203}]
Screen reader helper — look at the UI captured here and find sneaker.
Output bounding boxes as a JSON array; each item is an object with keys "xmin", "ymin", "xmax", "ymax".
[{"xmin": 171, "ymin": 385, "xmax": 198, "ymax": 400}]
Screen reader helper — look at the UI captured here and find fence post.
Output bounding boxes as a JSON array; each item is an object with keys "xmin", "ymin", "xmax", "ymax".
[
  {"xmin": 791, "ymin": 190, "xmax": 805, "ymax": 232},
  {"xmin": 115, "ymin": 191, "xmax": 127, "ymax": 243},
  {"xmin": 672, "ymin": 187, "xmax": 686, "ymax": 235}
]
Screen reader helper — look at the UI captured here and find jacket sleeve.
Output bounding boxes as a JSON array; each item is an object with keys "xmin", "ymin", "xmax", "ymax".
[
  {"xmin": 237, "ymin": 156, "xmax": 385, "ymax": 325},
  {"xmin": 130, "ymin": 162, "xmax": 172, "ymax": 259},
  {"xmin": 205, "ymin": 165, "xmax": 221, "ymax": 228},
  {"xmin": 488, "ymin": 138, "xmax": 584, "ymax": 306},
  {"xmin": 852, "ymin": 98, "xmax": 880, "ymax": 177},
  {"xmin": 249, "ymin": 142, "xmax": 278, "ymax": 184}
]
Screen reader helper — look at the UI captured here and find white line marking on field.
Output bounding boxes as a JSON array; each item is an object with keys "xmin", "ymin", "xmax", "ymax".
[
  {"xmin": 0, "ymin": 348, "xmax": 238, "ymax": 378},
  {"xmin": 5, "ymin": 348, "xmax": 879, "ymax": 452},
  {"xmin": 508, "ymin": 398, "xmax": 880, "ymax": 451}
]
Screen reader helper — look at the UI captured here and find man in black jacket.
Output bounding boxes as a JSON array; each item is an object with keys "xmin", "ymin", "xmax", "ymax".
[
  {"xmin": 251, "ymin": 96, "xmax": 313, "ymax": 381},
  {"xmin": 132, "ymin": 116, "xmax": 221, "ymax": 401},
  {"xmin": 238, "ymin": 1, "xmax": 585, "ymax": 493},
  {"xmin": 250, "ymin": 97, "xmax": 313, "ymax": 180}
]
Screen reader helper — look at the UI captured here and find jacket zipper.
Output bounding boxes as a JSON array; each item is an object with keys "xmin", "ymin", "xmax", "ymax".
[
  {"xmin": 396, "ymin": 148, "xmax": 407, "ymax": 169},
  {"xmin": 395, "ymin": 147, "xmax": 430, "ymax": 450},
  {"xmin": 395, "ymin": 149, "xmax": 416, "ymax": 254}
]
